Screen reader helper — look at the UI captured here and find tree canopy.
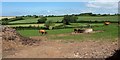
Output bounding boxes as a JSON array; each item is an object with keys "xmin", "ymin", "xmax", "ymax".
[
  {"xmin": 37, "ymin": 17, "xmax": 47, "ymax": 23},
  {"xmin": 62, "ymin": 15, "xmax": 78, "ymax": 25}
]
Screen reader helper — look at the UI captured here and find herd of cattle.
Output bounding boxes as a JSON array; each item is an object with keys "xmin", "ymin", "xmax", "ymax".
[{"xmin": 39, "ymin": 21, "xmax": 111, "ymax": 35}]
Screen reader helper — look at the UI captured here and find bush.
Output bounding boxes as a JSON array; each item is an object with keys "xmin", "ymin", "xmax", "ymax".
[
  {"xmin": 37, "ymin": 17, "xmax": 47, "ymax": 23},
  {"xmin": 54, "ymin": 24, "xmax": 64, "ymax": 29},
  {"xmin": 15, "ymin": 16, "xmax": 24, "ymax": 20},
  {"xmin": 44, "ymin": 20, "xmax": 55, "ymax": 30},
  {"xmin": 62, "ymin": 15, "xmax": 78, "ymax": 25},
  {"xmin": 1, "ymin": 18, "xmax": 9, "ymax": 25},
  {"xmin": 33, "ymin": 15, "xmax": 38, "ymax": 18}
]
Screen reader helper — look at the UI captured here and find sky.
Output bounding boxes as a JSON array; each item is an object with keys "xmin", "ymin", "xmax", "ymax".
[{"xmin": 1, "ymin": 0, "xmax": 119, "ymax": 16}]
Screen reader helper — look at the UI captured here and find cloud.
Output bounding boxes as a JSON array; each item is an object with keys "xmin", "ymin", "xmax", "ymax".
[
  {"xmin": 89, "ymin": 0, "xmax": 119, "ymax": 2},
  {"xmin": 85, "ymin": 0, "xmax": 119, "ymax": 14},
  {"xmin": 87, "ymin": 2, "xmax": 118, "ymax": 9}
]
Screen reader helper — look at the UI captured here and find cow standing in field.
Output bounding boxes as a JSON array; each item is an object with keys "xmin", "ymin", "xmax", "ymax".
[
  {"xmin": 74, "ymin": 28, "xmax": 85, "ymax": 33},
  {"xmin": 74, "ymin": 29, "xmax": 78, "ymax": 33},
  {"xmin": 39, "ymin": 30, "xmax": 47, "ymax": 35}
]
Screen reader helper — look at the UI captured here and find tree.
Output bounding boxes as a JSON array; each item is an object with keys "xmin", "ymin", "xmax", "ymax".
[
  {"xmin": 1, "ymin": 18, "xmax": 9, "ymax": 25},
  {"xmin": 62, "ymin": 15, "xmax": 78, "ymax": 25},
  {"xmin": 62, "ymin": 15, "xmax": 71, "ymax": 25},
  {"xmin": 44, "ymin": 20, "xmax": 55, "ymax": 30},
  {"xmin": 15, "ymin": 16, "xmax": 24, "ymax": 20},
  {"xmin": 37, "ymin": 17, "xmax": 47, "ymax": 23},
  {"xmin": 70, "ymin": 15, "xmax": 78, "ymax": 23},
  {"xmin": 33, "ymin": 15, "xmax": 38, "ymax": 18},
  {"xmin": 26, "ymin": 15, "xmax": 32, "ymax": 17}
]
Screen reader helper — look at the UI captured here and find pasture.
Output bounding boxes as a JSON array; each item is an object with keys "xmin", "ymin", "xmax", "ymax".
[
  {"xmin": 9, "ymin": 16, "xmax": 118, "ymax": 24},
  {"xmin": 17, "ymin": 23, "xmax": 118, "ymax": 42},
  {"xmin": 4, "ymin": 15, "xmax": 118, "ymax": 42}
]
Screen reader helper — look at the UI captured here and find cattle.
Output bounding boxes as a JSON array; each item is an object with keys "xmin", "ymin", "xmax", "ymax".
[
  {"xmin": 104, "ymin": 21, "xmax": 110, "ymax": 25},
  {"xmin": 78, "ymin": 29, "xmax": 84, "ymax": 33},
  {"xmin": 39, "ymin": 30, "xmax": 47, "ymax": 35},
  {"xmin": 74, "ymin": 28, "xmax": 84, "ymax": 33},
  {"xmin": 74, "ymin": 29, "xmax": 78, "ymax": 33}
]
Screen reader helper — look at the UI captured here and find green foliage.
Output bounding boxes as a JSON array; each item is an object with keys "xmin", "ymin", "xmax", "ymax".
[
  {"xmin": 15, "ymin": 16, "xmax": 24, "ymax": 20},
  {"xmin": 26, "ymin": 15, "xmax": 32, "ymax": 17},
  {"xmin": 62, "ymin": 15, "xmax": 78, "ymax": 25},
  {"xmin": 54, "ymin": 24, "xmax": 64, "ymax": 29},
  {"xmin": 33, "ymin": 15, "xmax": 38, "ymax": 18},
  {"xmin": 1, "ymin": 18, "xmax": 9, "ymax": 25},
  {"xmin": 37, "ymin": 17, "xmax": 47, "ymax": 23},
  {"xmin": 44, "ymin": 20, "xmax": 55, "ymax": 29}
]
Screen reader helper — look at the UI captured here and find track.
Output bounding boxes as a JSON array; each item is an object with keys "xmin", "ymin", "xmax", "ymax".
[{"xmin": 5, "ymin": 40, "xmax": 118, "ymax": 58}]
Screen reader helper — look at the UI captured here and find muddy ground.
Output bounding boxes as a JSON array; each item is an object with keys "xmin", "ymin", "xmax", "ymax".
[{"xmin": 2, "ymin": 27, "xmax": 118, "ymax": 58}]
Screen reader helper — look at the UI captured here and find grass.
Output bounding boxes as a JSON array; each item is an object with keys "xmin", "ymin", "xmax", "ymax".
[
  {"xmin": 7, "ymin": 16, "xmax": 118, "ymax": 42},
  {"xmin": 77, "ymin": 16, "xmax": 118, "ymax": 21},
  {"xmin": 6, "ymin": 23, "xmax": 63, "ymax": 27},
  {"xmin": 17, "ymin": 23, "xmax": 118, "ymax": 42},
  {"xmin": 9, "ymin": 17, "xmax": 39, "ymax": 24},
  {"xmin": 50, "ymin": 24, "xmax": 118, "ymax": 41},
  {"xmin": 9, "ymin": 16, "xmax": 118, "ymax": 24}
]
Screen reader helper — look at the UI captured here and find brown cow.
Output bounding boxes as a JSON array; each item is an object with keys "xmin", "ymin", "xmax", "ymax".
[{"xmin": 39, "ymin": 30, "xmax": 47, "ymax": 35}]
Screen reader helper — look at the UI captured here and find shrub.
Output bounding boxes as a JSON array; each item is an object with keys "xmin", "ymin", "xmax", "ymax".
[
  {"xmin": 37, "ymin": 17, "xmax": 47, "ymax": 23},
  {"xmin": 15, "ymin": 16, "xmax": 24, "ymax": 20},
  {"xmin": 44, "ymin": 20, "xmax": 55, "ymax": 30},
  {"xmin": 1, "ymin": 18, "xmax": 9, "ymax": 25},
  {"xmin": 62, "ymin": 15, "xmax": 78, "ymax": 25}
]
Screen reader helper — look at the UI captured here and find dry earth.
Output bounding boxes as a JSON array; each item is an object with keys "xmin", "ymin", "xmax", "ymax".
[
  {"xmin": 6, "ymin": 40, "xmax": 118, "ymax": 58},
  {"xmin": 2, "ymin": 27, "xmax": 119, "ymax": 58},
  {"xmin": 0, "ymin": 16, "xmax": 15, "ymax": 20}
]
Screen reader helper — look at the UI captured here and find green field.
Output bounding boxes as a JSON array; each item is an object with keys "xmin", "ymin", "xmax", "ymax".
[
  {"xmin": 9, "ymin": 16, "xmax": 118, "ymax": 24},
  {"xmin": 17, "ymin": 24, "xmax": 118, "ymax": 42},
  {"xmin": 4, "ymin": 16, "xmax": 118, "ymax": 42}
]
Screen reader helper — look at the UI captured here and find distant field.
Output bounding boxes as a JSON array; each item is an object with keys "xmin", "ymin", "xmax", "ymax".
[
  {"xmin": 77, "ymin": 16, "xmax": 118, "ymax": 21},
  {"xmin": 6, "ymin": 23, "xmax": 103, "ymax": 27},
  {"xmin": 6, "ymin": 23, "xmax": 63, "ymax": 27},
  {"xmin": 9, "ymin": 16, "xmax": 118, "ymax": 24},
  {"xmin": 0, "ymin": 16, "xmax": 15, "ymax": 20}
]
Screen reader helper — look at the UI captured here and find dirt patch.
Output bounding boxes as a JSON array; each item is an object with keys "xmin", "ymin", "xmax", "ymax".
[
  {"xmin": 5, "ymin": 40, "xmax": 118, "ymax": 58},
  {"xmin": 2, "ymin": 27, "xmax": 41, "ymax": 57},
  {"xmin": 71, "ymin": 30, "xmax": 104, "ymax": 35}
]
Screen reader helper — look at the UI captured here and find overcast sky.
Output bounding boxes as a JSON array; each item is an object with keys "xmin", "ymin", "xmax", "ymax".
[{"xmin": 1, "ymin": 0, "xmax": 119, "ymax": 16}]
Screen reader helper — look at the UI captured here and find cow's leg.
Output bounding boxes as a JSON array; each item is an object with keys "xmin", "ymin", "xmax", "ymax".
[
  {"xmin": 45, "ymin": 32, "xmax": 47, "ymax": 34},
  {"xmin": 41, "ymin": 32, "xmax": 44, "ymax": 35}
]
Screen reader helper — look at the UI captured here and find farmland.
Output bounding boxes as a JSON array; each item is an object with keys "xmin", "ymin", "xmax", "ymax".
[
  {"xmin": 8, "ymin": 16, "xmax": 118, "ymax": 24},
  {"xmin": 3, "ymin": 16, "xmax": 118, "ymax": 58},
  {"xmin": 2, "ymin": 15, "xmax": 119, "ymax": 58},
  {"xmin": 17, "ymin": 24, "xmax": 118, "ymax": 42},
  {"xmin": 3, "ymin": 16, "xmax": 118, "ymax": 40},
  {"xmin": 2, "ymin": 2, "xmax": 119, "ymax": 58}
]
